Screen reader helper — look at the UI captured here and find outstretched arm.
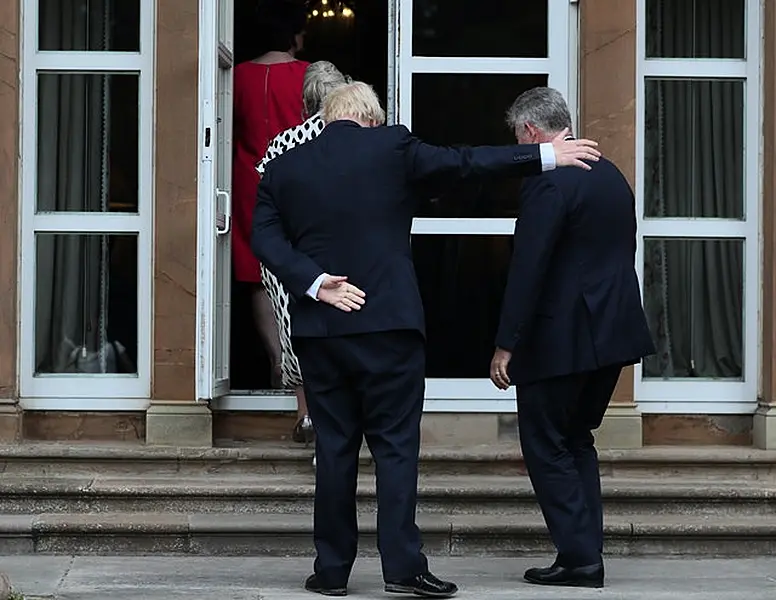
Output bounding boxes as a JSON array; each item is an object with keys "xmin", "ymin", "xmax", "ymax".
[
  {"xmin": 402, "ymin": 127, "xmax": 543, "ymax": 184},
  {"xmin": 402, "ymin": 127, "xmax": 600, "ymax": 186}
]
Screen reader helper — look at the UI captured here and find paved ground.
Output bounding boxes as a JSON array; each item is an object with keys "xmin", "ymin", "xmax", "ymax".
[{"xmin": 1, "ymin": 555, "xmax": 774, "ymax": 599}]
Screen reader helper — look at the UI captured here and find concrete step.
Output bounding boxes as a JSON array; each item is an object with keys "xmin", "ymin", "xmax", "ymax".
[
  {"xmin": 0, "ymin": 475, "xmax": 774, "ymax": 517},
  {"xmin": 2, "ymin": 442, "xmax": 776, "ymax": 480},
  {"xmin": 6, "ymin": 555, "xmax": 776, "ymax": 600},
  {"xmin": 1, "ymin": 512, "xmax": 774, "ymax": 557}
]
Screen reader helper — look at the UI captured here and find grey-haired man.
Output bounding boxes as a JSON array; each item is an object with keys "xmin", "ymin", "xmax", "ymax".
[{"xmin": 491, "ymin": 87, "xmax": 655, "ymax": 588}]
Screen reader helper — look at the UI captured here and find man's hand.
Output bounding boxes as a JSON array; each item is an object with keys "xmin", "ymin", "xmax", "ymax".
[
  {"xmin": 551, "ymin": 128, "xmax": 601, "ymax": 170},
  {"xmin": 317, "ymin": 275, "xmax": 366, "ymax": 312},
  {"xmin": 490, "ymin": 348, "xmax": 513, "ymax": 390}
]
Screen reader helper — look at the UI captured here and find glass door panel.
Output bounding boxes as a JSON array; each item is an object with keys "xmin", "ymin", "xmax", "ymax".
[{"xmin": 396, "ymin": 0, "xmax": 575, "ymax": 409}]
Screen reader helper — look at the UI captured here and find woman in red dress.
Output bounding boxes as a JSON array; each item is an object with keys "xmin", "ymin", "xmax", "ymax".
[{"xmin": 232, "ymin": 0, "xmax": 311, "ymax": 438}]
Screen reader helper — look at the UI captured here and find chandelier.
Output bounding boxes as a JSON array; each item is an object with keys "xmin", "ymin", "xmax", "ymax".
[{"xmin": 308, "ymin": 0, "xmax": 355, "ymax": 20}]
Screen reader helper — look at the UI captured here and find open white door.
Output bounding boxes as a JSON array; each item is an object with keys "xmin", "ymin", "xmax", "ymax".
[{"xmin": 196, "ymin": 0, "xmax": 234, "ymax": 401}]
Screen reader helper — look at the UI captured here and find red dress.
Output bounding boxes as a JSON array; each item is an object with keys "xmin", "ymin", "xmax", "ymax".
[{"xmin": 232, "ymin": 60, "xmax": 309, "ymax": 283}]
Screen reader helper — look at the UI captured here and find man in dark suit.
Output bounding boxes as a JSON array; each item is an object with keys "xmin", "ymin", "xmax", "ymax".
[
  {"xmin": 490, "ymin": 87, "xmax": 656, "ymax": 589},
  {"xmin": 252, "ymin": 81, "xmax": 601, "ymax": 598}
]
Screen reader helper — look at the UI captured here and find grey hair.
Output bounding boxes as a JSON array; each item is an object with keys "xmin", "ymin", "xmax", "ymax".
[
  {"xmin": 303, "ymin": 61, "xmax": 350, "ymax": 116},
  {"xmin": 506, "ymin": 87, "xmax": 573, "ymax": 136}
]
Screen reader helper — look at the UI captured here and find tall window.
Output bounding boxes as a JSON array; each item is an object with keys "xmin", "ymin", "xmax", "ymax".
[
  {"xmin": 396, "ymin": 0, "xmax": 576, "ymax": 411},
  {"xmin": 635, "ymin": 0, "xmax": 761, "ymax": 413},
  {"xmin": 19, "ymin": 0, "xmax": 153, "ymax": 408}
]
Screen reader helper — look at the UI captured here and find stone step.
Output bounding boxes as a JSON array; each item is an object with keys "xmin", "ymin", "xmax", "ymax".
[
  {"xmin": 1, "ymin": 475, "xmax": 774, "ymax": 517},
  {"xmin": 1, "ymin": 512, "xmax": 774, "ymax": 557},
  {"xmin": 2, "ymin": 443, "xmax": 776, "ymax": 480}
]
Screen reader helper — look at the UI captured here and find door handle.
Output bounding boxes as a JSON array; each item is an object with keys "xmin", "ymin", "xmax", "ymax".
[{"xmin": 216, "ymin": 189, "xmax": 231, "ymax": 235}]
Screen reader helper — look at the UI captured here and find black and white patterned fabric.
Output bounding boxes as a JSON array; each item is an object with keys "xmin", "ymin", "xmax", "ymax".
[
  {"xmin": 256, "ymin": 113, "xmax": 325, "ymax": 177},
  {"xmin": 256, "ymin": 114, "xmax": 325, "ymax": 388}
]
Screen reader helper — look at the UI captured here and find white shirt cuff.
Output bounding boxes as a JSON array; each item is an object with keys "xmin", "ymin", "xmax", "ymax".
[
  {"xmin": 306, "ymin": 273, "xmax": 328, "ymax": 300},
  {"xmin": 539, "ymin": 143, "xmax": 556, "ymax": 172}
]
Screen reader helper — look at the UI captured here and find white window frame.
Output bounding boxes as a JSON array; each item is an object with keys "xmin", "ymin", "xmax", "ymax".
[
  {"xmin": 633, "ymin": 0, "xmax": 762, "ymax": 415},
  {"xmin": 216, "ymin": 0, "xmax": 580, "ymax": 413},
  {"xmin": 403, "ymin": 0, "xmax": 577, "ymax": 412},
  {"xmin": 18, "ymin": 1, "xmax": 155, "ymax": 410}
]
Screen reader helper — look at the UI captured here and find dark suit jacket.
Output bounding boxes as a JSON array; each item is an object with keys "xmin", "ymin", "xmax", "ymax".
[
  {"xmin": 252, "ymin": 120, "xmax": 543, "ymax": 339},
  {"xmin": 495, "ymin": 156, "xmax": 656, "ymax": 385}
]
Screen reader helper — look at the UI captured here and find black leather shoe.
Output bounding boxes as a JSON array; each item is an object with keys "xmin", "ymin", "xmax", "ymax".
[
  {"xmin": 524, "ymin": 562, "xmax": 604, "ymax": 588},
  {"xmin": 304, "ymin": 574, "xmax": 347, "ymax": 596},
  {"xmin": 385, "ymin": 572, "xmax": 458, "ymax": 598}
]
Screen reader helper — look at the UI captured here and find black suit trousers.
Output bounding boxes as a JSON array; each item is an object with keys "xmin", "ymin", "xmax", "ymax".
[
  {"xmin": 516, "ymin": 364, "xmax": 623, "ymax": 567},
  {"xmin": 293, "ymin": 330, "xmax": 428, "ymax": 587}
]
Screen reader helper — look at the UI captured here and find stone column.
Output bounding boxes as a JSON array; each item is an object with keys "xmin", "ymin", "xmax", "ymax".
[
  {"xmin": 580, "ymin": 0, "xmax": 642, "ymax": 449},
  {"xmin": 754, "ymin": 0, "xmax": 776, "ymax": 450},
  {"xmin": 0, "ymin": 0, "xmax": 22, "ymax": 442},
  {"xmin": 146, "ymin": 0, "xmax": 212, "ymax": 446}
]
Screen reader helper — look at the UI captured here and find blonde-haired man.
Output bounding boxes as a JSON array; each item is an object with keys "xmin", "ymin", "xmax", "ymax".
[
  {"xmin": 252, "ymin": 81, "xmax": 600, "ymax": 598},
  {"xmin": 321, "ymin": 80, "xmax": 386, "ymax": 126},
  {"xmin": 256, "ymin": 61, "xmax": 350, "ymax": 455}
]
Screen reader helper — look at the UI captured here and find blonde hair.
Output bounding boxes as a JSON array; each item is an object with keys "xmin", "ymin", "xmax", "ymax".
[
  {"xmin": 303, "ymin": 61, "xmax": 349, "ymax": 116},
  {"xmin": 321, "ymin": 81, "xmax": 386, "ymax": 126}
]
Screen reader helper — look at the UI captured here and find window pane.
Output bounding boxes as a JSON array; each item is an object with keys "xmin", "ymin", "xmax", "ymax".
[
  {"xmin": 412, "ymin": 74, "xmax": 548, "ymax": 219},
  {"xmin": 413, "ymin": 234, "xmax": 512, "ymax": 378},
  {"xmin": 37, "ymin": 73, "xmax": 139, "ymax": 213},
  {"xmin": 413, "ymin": 0, "xmax": 547, "ymax": 58},
  {"xmin": 642, "ymin": 238, "xmax": 743, "ymax": 379},
  {"xmin": 644, "ymin": 79, "xmax": 744, "ymax": 219},
  {"xmin": 35, "ymin": 234, "xmax": 138, "ymax": 375},
  {"xmin": 39, "ymin": 0, "xmax": 141, "ymax": 52},
  {"xmin": 645, "ymin": 0, "xmax": 745, "ymax": 59}
]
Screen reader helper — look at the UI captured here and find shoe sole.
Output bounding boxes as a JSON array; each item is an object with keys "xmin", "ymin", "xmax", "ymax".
[
  {"xmin": 384, "ymin": 583, "xmax": 458, "ymax": 598},
  {"xmin": 524, "ymin": 575, "xmax": 603, "ymax": 589},
  {"xmin": 305, "ymin": 585, "xmax": 347, "ymax": 596}
]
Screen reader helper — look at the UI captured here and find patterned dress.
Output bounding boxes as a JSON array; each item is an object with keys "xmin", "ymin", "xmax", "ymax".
[{"xmin": 256, "ymin": 113, "xmax": 326, "ymax": 388}]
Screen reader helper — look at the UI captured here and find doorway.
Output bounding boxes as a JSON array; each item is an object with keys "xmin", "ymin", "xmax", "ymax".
[
  {"xmin": 229, "ymin": 1, "xmax": 389, "ymax": 393},
  {"xmin": 202, "ymin": 0, "xmax": 578, "ymax": 410}
]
